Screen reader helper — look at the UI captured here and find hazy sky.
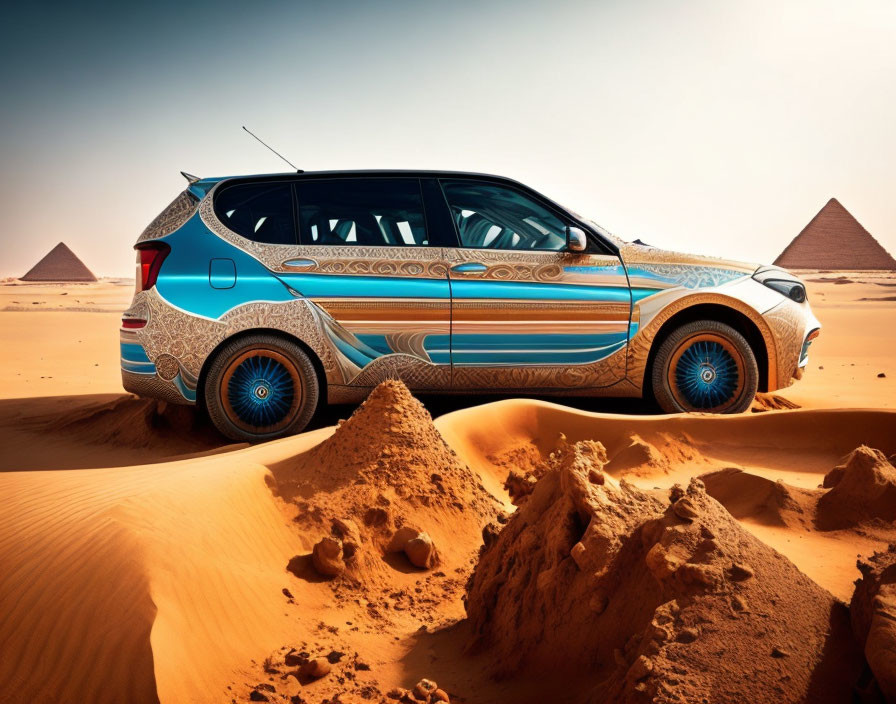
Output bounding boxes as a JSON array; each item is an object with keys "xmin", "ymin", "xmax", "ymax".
[{"xmin": 1, "ymin": 0, "xmax": 894, "ymax": 277}]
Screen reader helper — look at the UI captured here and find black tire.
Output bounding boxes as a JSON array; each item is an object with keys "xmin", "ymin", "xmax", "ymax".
[
  {"xmin": 651, "ymin": 320, "xmax": 758, "ymax": 414},
  {"xmin": 204, "ymin": 334, "xmax": 320, "ymax": 442}
]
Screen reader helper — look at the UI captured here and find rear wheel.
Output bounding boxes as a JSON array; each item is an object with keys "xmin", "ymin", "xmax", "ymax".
[
  {"xmin": 205, "ymin": 334, "xmax": 319, "ymax": 442},
  {"xmin": 651, "ymin": 320, "xmax": 758, "ymax": 414}
]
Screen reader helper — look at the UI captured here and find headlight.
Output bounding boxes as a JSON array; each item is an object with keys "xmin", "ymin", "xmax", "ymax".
[
  {"xmin": 762, "ymin": 279, "xmax": 806, "ymax": 303},
  {"xmin": 752, "ymin": 267, "xmax": 807, "ymax": 303}
]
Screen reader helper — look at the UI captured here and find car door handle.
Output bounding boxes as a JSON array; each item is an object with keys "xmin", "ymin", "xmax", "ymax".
[
  {"xmin": 282, "ymin": 257, "xmax": 317, "ymax": 270},
  {"xmin": 450, "ymin": 262, "xmax": 488, "ymax": 274}
]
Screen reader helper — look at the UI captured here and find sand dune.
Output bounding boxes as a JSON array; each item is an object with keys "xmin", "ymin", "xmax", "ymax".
[
  {"xmin": 2, "ymin": 399, "xmax": 894, "ymax": 702},
  {"xmin": 0, "ymin": 437, "xmax": 327, "ymax": 703},
  {"xmin": 1, "ymin": 273, "xmax": 895, "ymax": 703}
]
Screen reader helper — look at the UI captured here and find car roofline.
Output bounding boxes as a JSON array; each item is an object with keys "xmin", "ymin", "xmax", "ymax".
[
  {"xmin": 198, "ymin": 169, "xmax": 621, "ymax": 257},
  {"xmin": 206, "ymin": 169, "xmax": 531, "ymax": 183}
]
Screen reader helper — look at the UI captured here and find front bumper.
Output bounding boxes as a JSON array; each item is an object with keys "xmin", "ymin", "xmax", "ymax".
[{"xmin": 761, "ymin": 297, "xmax": 821, "ymax": 390}]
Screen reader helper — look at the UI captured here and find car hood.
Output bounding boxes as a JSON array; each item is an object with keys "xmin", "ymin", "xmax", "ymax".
[
  {"xmin": 619, "ymin": 242, "xmax": 759, "ymax": 274},
  {"xmin": 618, "ymin": 242, "xmax": 761, "ymax": 291}
]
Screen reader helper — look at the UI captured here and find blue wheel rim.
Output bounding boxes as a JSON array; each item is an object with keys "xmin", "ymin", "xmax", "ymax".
[
  {"xmin": 224, "ymin": 351, "xmax": 297, "ymax": 429},
  {"xmin": 671, "ymin": 337, "xmax": 742, "ymax": 410}
]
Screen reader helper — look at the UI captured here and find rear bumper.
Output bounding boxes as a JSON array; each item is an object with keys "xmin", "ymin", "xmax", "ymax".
[
  {"xmin": 121, "ymin": 368, "xmax": 195, "ymax": 405},
  {"xmin": 119, "ymin": 310, "xmax": 197, "ymax": 404}
]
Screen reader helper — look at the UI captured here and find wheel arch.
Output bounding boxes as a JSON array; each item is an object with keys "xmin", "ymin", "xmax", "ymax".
[
  {"xmin": 196, "ymin": 327, "xmax": 327, "ymax": 410},
  {"xmin": 641, "ymin": 301, "xmax": 774, "ymax": 399}
]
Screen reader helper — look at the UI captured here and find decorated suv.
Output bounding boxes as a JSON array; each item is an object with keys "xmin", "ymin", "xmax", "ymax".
[{"xmin": 122, "ymin": 170, "xmax": 820, "ymax": 441}]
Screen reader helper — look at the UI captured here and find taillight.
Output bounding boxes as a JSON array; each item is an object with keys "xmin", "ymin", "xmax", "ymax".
[
  {"xmin": 135, "ymin": 243, "xmax": 170, "ymax": 292},
  {"xmin": 122, "ymin": 318, "xmax": 147, "ymax": 329}
]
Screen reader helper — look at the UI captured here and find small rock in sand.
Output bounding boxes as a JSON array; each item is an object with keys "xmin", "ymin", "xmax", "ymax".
[
  {"xmin": 677, "ymin": 627, "xmax": 699, "ymax": 643},
  {"xmin": 672, "ymin": 497, "xmax": 699, "ymax": 521},
  {"xmin": 669, "ymin": 484, "xmax": 686, "ymax": 503},
  {"xmin": 387, "ymin": 525, "xmax": 422, "ymax": 552},
  {"xmin": 312, "ymin": 537, "xmax": 345, "ymax": 577},
  {"xmin": 300, "ymin": 656, "xmax": 332, "ymax": 679},
  {"xmin": 729, "ymin": 563, "xmax": 754, "ymax": 580},
  {"xmin": 405, "ymin": 533, "xmax": 437, "ymax": 569},
  {"xmin": 388, "ymin": 526, "xmax": 437, "ymax": 569},
  {"xmin": 676, "ymin": 562, "xmax": 722, "ymax": 588},
  {"xmin": 627, "ymin": 655, "xmax": 653, "ymax": 681},
  {"xmin": 413, "ymin": 678, "xmax": 439, "ymax": 699},
  {"xmin": 771, "ymin": 646, "xmax": 790, "ymax": 658},
  {"xmin": 645, "ymin": 543, "xmax": 682, "ymax": 580},
  {"xmin": 878, "ymin": 372, "xmax": 886, "ymax": 378},
  {"xmin": 283, "ymin": 674, "xmax": 300, "ymax": 696},
  {"xmin": 332, "ymin": 517, "xmax": 362, "ymax": 559}
]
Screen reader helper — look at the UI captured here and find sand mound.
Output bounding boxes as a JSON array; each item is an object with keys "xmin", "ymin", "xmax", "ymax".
[
  {"xmin": 751, "ymin": 393, "xmax": 801, "ymax": 412},
  {"xmin": 465, "ymin": 438, "xmax": 862, "ymax": 703},
  {"xmin": 244, "ymin": 382, "xmax": 504, "ymax": 703},
  {"xmin": 818, "ymin": 446, "xmax": 896, "ymax": 529},
  {"xmin": 271, "ymin": 379, "xmax": 502, "ymax": 589},
  {"xmin": 605, "ymin": 432, "xmax": 671, "ymax": 475},
  {"xmin": 700, "ymin": 467, "xmax": 814, "ymax": 527},
  {"xmin": 852, "ymin": 545, "xmax": 896, "ymax": 701}
]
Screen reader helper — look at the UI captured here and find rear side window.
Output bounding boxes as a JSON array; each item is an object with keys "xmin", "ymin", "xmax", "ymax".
[
  {"xmin": 214, "ymin": 182, "xmax": 296, "ymax": 245},
  {"xmin": 295, "ymin": 178, "xmax": 428, "ymax": 246}
]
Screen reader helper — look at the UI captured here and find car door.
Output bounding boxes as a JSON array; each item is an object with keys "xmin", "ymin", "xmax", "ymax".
[
  {"xmin": 439, "ymin": 178, "xmax": 632, "ymax": 390},
  {"xmin": 276, "ymin": 177, "xmax": 453, "ymax": 392}
]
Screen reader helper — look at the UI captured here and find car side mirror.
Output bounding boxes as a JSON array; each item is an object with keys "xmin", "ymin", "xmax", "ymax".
[{"xmin": 567, "ymin": 226, "xmax": 587, "ymax": 253}]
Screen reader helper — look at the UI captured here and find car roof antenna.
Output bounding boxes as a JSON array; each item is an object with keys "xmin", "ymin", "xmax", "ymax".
[{"xmin": 241, "ymin": 126, "xmax": 303, "ymax": 173}]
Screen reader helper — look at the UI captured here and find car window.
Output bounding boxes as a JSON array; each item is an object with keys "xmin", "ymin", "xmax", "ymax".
[
  {"xmin": 214, "ymin": 182, "xmax": 296, "ymax": 245},
  {"xmin": 295, "ymin": 178, "xmax": 428, "ymax": 246},
  {"xmin": 440, "ymin": 180, "xmax": 568, "ymax": 251}
]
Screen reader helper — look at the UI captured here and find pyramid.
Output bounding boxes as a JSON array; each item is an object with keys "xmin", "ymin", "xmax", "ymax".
[
  {"xmin": 775, "ymin": 198, "xmax": 896, "ymax": 270},
  {"xmin": 21, "ymin": 242, "xmax": 97, "ymax": 282}
]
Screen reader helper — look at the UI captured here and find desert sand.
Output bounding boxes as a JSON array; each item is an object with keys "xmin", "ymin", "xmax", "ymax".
[{"xmin": 0, "ymin": 273, "xmax": 894, "ymax": 703}]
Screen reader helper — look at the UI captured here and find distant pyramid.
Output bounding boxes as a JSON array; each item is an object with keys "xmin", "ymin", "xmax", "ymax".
[
  {"xmin": 775, "ymin": 199, "xmax": 896, "ymax": 270},
  {"xmin": 21, "ymin": 242, "xmax": 97, "ymax": 282}
]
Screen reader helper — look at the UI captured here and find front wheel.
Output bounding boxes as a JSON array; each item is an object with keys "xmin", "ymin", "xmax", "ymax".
[
  {"xmin": 204, "ymin": 334, "xmax": 319, "ymax": 442},
  {"xmin": 651, "ymin": 320, "xmax": 758, "ymax": 414}
]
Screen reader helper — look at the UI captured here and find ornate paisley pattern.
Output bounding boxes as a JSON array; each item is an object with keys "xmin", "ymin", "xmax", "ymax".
[
  {"xmin": 762, "ymin": 300, "xmax": 806, "ymax": 387},
  {"xmin": 628, "ymin": 263, "xmax": 748, "ymax": 289},
  {"xmin": 137, "ymin": 191, "xmax": 199, "ymax": 243},
  {"xmin": 121, "ymin": 185, "xmax": 812, "ymax": 407}
]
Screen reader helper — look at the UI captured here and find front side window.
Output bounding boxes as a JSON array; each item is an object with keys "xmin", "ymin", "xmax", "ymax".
[
  {"xmin": 440, "ymin": 180, "xmax": 569, "ymax": 251},
  {"xmin": 214, "ymin": 182, "xmax": 296, "ymax": 245},
  {"xmin": 295, "ymin": 178, "xmax": 428, "ymax": 246}
]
